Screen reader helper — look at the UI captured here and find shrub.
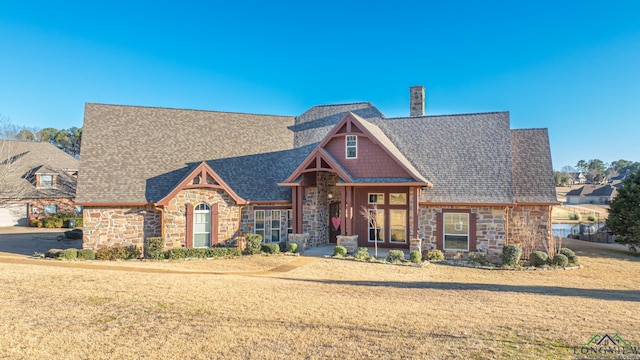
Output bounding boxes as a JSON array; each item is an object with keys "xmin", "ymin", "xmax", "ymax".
[
  {"xmin": 64, "ymin": 229, "xmax": 83, "ymax": 240},
  {"xmin": 144, "ymin": 237, "xmax": 165, "ymax": 260},
  {"xmin": 166, "ymin": 247, "xmax": 241, "ymax": 259},
  {"xmin": 426, "ymin": 249, "xmax": 444, "ymax": 261},
  {"xmin": 58, "ymin": 248, "xmax": 78, "ymax": 260},
  {"xmin": 287, "ymin": 242, "xmax": 299, "ymax": 253},
  {"xmin": 333, "ymin": 245, "xmax": 347, "ymax": 257},
  {"xmin": 30, "ymin": 219, "xmax": 43, "ymax": 228},
  {"xmin": 278, "ymin": 241, "xmax": 288, "ymax": 253},
  {"xmin": 501, "ymin": 245, "xmax": 522, "ymax": 267},
  {"xmin": 468, "ymin": 252, "xmax": 489, "ymax": 265},
  {"xmin": 167, "ymin": 248, "xmax": 187, "ymax": 259},
  {"xmin": 354, "ymin": 247, "xmax": 370, "ymax": 260},
  {"xmin": 529, "ymin": 251, "xmax": 549, "ymax": 267},
  {"xmin": 77, "ymin": 249, "xmax": 95, "ymax": 260},
  {"xmin": 409, "ymin": 250, "xmax": 422, "ymax": 263},
  {"xmin": 387, "ymin": 249, "xmax": 405, "ymax": 263},
  {"xmin": 244, "ymin": 234, "xmax": 262, "ymax": 255},
  {"xmin": 569, "ymin": 213, "xmax": 581, "ymax": 221},
  {"xmin": 43, "ymin": 217, "xmax": 64, "ymax": 228},
  {"xmin": 45, "ymin": 249, "xmax": 63, "ymax": 258},
  {"xmin": 587, "ymin": 215, "xmax": 596, "ymax": 222},
  {"xmin": 552, "ymin": 253, "xmax": 569, "ymax": 267},
  {"xmin": 261, "ymin": 243, "xmax": 280, "ymax": 254},
  {"xmin": 559, "ymin": 248, "xmax": 578, "ymax": 265},
  {"xmin": 96, "ymin": 246, "xmax": 141, "ymax": 260}
]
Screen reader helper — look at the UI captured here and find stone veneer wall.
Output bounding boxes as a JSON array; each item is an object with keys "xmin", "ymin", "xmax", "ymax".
[
  {"xmin": 508, "ymin": 205, "xmax": 553, "ymax": 255},
  {"xmin": 83, "ymin": 206, "xmax": 160, "ymax": 249},
  {"xmin": 418, "ymin": 205, "xmax": 508, "ymax": 258},
  {"xmin": 240, "ymin": 204, "xmax": 294, "ymax": 242},
  {"xmin": 163, "ymin": 188, "xmax": 241, "ymax": 247},
  {"xmin": 302, "ymin": 172, "xmax": 339, "ymax": 247}
]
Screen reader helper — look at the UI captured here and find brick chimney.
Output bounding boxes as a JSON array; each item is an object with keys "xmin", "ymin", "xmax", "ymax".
[{"xmin": 410, "ymin": 86, "xmax": 425, "ymax": 117}]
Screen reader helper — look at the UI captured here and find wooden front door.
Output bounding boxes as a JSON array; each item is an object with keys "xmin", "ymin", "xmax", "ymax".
[{"xmin": 329, "ymin": 202, "xmax": 341, "ymax": 243}]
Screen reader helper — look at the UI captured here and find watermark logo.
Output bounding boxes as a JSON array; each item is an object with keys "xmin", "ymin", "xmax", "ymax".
[{"xmin": 573, "ymin": 333, "xmax": 639, "ymax": 359}]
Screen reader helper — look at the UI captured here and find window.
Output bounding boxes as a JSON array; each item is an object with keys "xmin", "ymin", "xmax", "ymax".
[
  {"xmin": 367, "ymin": 209, "xmax": 384, "ymax": 242},
  {"xmin": 193, "ymin": 203, "xmax": 211, "ymax": 247},
  {"xmin": 443, "ymin": 213, "xmax": 469, "ymax": 251},
  {"xmin": 44, "ymin": 205, "xmax": 57, "ymax": 215},
  {"xmin": 270, "ymin": 210, "xmax": 281, "ymax": 243},
  {"xmin": 389, "ymin": 193, "xmax": 407, "ymax": 205},
  {"xmin": 345, "ymin": 135, "xmax": 357, "ymax": 159},
  {"xmin": 368, "ymin": 193, "xmax": 384, "ymax": 204},
  {"xmin": 254, "ymin": 210, "xmax": 265, "ymax": 242},
  {"xmin": 286, "ymin": 210, "xmax": 293, "ymax": 235},
  {"xmin": 40, "ymin": 175, "xmax": 53, "ymax": 187},
  {"xmin": 390, "ymin": 210, "xmax": 406, "ymax": 243},
  {"xmin": 74, "ymin": 205, "xmax": 83, "ymax": 216}
]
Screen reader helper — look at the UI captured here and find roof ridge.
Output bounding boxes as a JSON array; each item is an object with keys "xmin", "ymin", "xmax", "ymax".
[
  {"xmin": 387, "ymin": 111, "xmax": 509, "ymax": 120},
  {"xmin": 308, "ymin": 101, "xmax": 375, "ymax": 109},
  {"xmin": 85, "ymin": 102, "xmax": 294, "ymax": 118}
]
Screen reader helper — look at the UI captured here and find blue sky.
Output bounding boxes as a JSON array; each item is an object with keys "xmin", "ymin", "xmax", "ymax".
[{"xmin": 1, "ymin": 1, "xmax": 638, "ymax": 170}]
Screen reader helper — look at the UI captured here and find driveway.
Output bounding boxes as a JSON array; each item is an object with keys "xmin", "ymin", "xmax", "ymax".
[{"xmin": 0, "ymin": 227, "xmax": 82, "ymax": 256}]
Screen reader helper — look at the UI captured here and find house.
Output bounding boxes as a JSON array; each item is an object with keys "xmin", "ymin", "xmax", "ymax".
[
  {"xmin": 568, "ymin": 172, "xmax": 587, "ymax": 185},
  {"xmin": 0, "ymin": 140, "xmax": 79, "ymax": 226},
  {"xmin": 76, "ymin": 86, "xmax": 558, "ymax": 258},
  {"xmin": 566, "ymin": 184, "xmax": 617, "ymax": 205}
]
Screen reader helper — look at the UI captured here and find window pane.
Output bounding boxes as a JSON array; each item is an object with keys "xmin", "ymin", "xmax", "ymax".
[
  {"xmin": 40, "ymin": 175, "xmax": 53, "ymax": 187},
  {"xmin": 271, "ymin": 210, "xmax": 281, "ymax": 228},
  {"xmin": 368, "ymin": 209, "xmax": 384, "ymax": 242},
  {"xmin": 444, "ymin": 235, "xmax": 468, "ymax": 250},
  {"xmin": 390, "ymin": 210, "xmax": 406, "ymax": 243},
  {"xmin": 255, "ymin": 211, "xmax": 264, "ymax": 230},
  {"xmin": 44, "ymin": 205, "xmax": 57, "ymax": 214},
  {"xmin": 346, "ymin": 135, "xmax": 356, "ymax": 146},
  {"xmin": 194, "ymin": 233, "xmax": 209, "ymax": 248},
  {"xmin": 255, "ymin": 230, "xmax": 265, "ymax": 242},
  {"xmin": 368, "ymin": 193, "xmax": 384, "ymax": 204},
  {"xmin": 271, "ymin": 230, "xmax": 281, "ymax": 243},
  {"xmin": 389, "ymin": 193, "xmax": 407, "ymax": 205},
  {"xmin": 346, "ymin": 147, "xmax": 357, "ymax": 158}
]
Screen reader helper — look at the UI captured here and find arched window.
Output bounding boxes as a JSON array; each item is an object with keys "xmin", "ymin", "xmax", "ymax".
[{"xmin": 193, "ymin": 203, "xmax": 211, "ymax": 247}]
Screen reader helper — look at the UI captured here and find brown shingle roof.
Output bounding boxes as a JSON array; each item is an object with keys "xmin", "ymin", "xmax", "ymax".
[
  {"xmin": 0, "ymin": 140, "xmax": 79, "ymax": 199},
  {"xmin": 510, "ymin": 129, "xmax": 557, "ymax": 203},
  {"xmin": 76, "ymin": 103, "xmax": 295, "ymax": 204}
]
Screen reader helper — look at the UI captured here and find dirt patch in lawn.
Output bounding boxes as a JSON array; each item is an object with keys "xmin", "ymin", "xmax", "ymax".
[{"xmin": 0, "ymin": 240, "xmax": 638, "ymax": 359}]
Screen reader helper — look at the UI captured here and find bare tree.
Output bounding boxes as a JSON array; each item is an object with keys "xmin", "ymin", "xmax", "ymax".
[
  {"xmin": 360, "ymin": 204, "xmax": 381, "ymax": 258},
  {"xmin": 510, "ymin": 207, "xmax": 554, "ymax": 260},
  {"xmin": 0, "ymin": 115, "xmax": 31, "ymax": 204}
]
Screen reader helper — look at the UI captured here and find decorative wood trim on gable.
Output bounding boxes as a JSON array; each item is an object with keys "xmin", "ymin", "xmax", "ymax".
[
  {"xmin": 281, "ymin": 148, "xmax": 353, "ymax": 185},
  {"xmin": 157, "ymin": 162, "xmax": 246, "ymax": 206}
]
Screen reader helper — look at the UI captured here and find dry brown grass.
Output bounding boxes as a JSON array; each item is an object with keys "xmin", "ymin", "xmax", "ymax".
[{"xmin": 1, "ymin": 241, "xmax": 639, "ymax": 359}]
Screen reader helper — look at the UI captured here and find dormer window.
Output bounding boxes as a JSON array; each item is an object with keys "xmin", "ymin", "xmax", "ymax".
[
  {"xmin": 38, "ymin": 174, "xmax": 54, "ymax": 188},
  {"xmin": 346, "ymin": 135, "xmax": 357, "ymax": 159}
]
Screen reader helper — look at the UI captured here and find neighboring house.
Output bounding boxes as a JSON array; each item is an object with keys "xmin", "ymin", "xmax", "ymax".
[
  {"xmin": 568, "ymin": 172, "xmax": 587, "ymax": 185},
  {"xmin": 566, "ymin": 184, "xmax": 618, "ymax": 205},
  {"xmin": 0, "ymin": 140, "xmax": 79, "ymax": 226},
  {"xmin": 77, "ymin": 86, "xmax": 558, "ymax": 258}
]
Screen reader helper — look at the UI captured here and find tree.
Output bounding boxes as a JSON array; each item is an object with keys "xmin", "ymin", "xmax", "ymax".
[
  {"xmin": 607, "ymin": 168, "xmax": 640, "ymax": 251},
  {"xmin": 15, "ymin": 129, "xmax": 36, "ymax": 141},
  {"xmin": 36, "ymin": 128, "xmax": 59, "ymax": 143},
  {"xmin": 587, "ymin": 159, "xmax": 606, "ymax": 184},
  {"xmin": 554, "ymin": 171, "xmax": 570, "ymax": 187},
  {"xmin": 561, "ymin": 165, "xmax": 575, "ymax": 173},
  {"xmin": 576, "ymin": 160, "xmax": 588, "ymax": 174},
  {"xmin": 360, "ymin": 204, "xmax": 381, "ymax": 258}
]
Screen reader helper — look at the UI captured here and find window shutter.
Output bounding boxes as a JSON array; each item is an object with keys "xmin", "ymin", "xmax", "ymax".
[
  {"xmin": 211, "ymin": 203, "xmax": 219, "ymax": 246},
  {"xmin": 185, "ymin": 203, "xmax": 194, "ymax": 248},
  {"xmin": 435, "ymin": 211, "xmax": 443, "ymax": 250},
  {"xmin": 469, "ymin": 213, "xmax": 477, "ymax": 252}
]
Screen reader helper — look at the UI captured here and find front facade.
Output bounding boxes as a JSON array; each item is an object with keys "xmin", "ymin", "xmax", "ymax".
[
  {"xmin": 0, "ymin": 140, "xmax": 79, "ymax": 226},
  {"xmin": 77, "ymin": 87, "xmax": 558, "ymax": 258}
]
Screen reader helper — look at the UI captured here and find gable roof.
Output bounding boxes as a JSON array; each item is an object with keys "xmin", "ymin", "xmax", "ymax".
[
  {"xmin": 510, "ymin": 128, "xmax": 558, "ymax": 204},
  {"xmin": 76, "ymin": 103, "xmax": 295, "ymax": 204},
  {"xmin": 372, "ymin": 112, "xmax": 516, "ymax": 204},
  {"xmin": 0, "ymin": 140, "xmax": 78, "ymax": 199},
  {"xmin": 566, "ymin": 184, "xmax": 617, "ymax": 198}
]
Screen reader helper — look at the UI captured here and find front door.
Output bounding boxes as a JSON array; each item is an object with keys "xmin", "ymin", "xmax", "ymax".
[{"xmin": 329, "ymin": 202, "xmax": 341, "ymax": 243}]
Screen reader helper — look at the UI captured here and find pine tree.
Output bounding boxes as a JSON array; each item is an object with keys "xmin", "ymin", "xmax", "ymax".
[{"xmin": 607, "ymin": 168, "xmax": 640, "ymax": 250}]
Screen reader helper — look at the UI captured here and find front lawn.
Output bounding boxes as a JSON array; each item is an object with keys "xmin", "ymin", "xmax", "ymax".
[{"xmin": 0, "ymin": 239, "xmax": 638, "ymax": 359}]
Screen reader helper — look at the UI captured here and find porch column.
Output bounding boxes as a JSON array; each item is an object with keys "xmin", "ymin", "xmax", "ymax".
[
  {"xmin": 345, "ymin": 186, "xmax": 353, "ymax": 235},
  {"xmin": 340, "ymin": 186, "xmax": 346, "ymax": 236}
]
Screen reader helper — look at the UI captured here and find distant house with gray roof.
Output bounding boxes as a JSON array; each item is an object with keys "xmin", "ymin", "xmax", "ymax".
[
  {"xmin": 0, "ymin": 140, "xmax": 79, "ymax": 226},
  {"xmin": 566, "ymin": 184, "xmax": 617, "ymax": 205},
  {"xmin": 77, "ymin": 86, "xmax": 558, "ymax": 258}
]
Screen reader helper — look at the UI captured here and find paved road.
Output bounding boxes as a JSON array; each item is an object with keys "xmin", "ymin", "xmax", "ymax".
[{"xmin": 0, "ymin": 227, "xmax": 82, "ymax": 256}]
